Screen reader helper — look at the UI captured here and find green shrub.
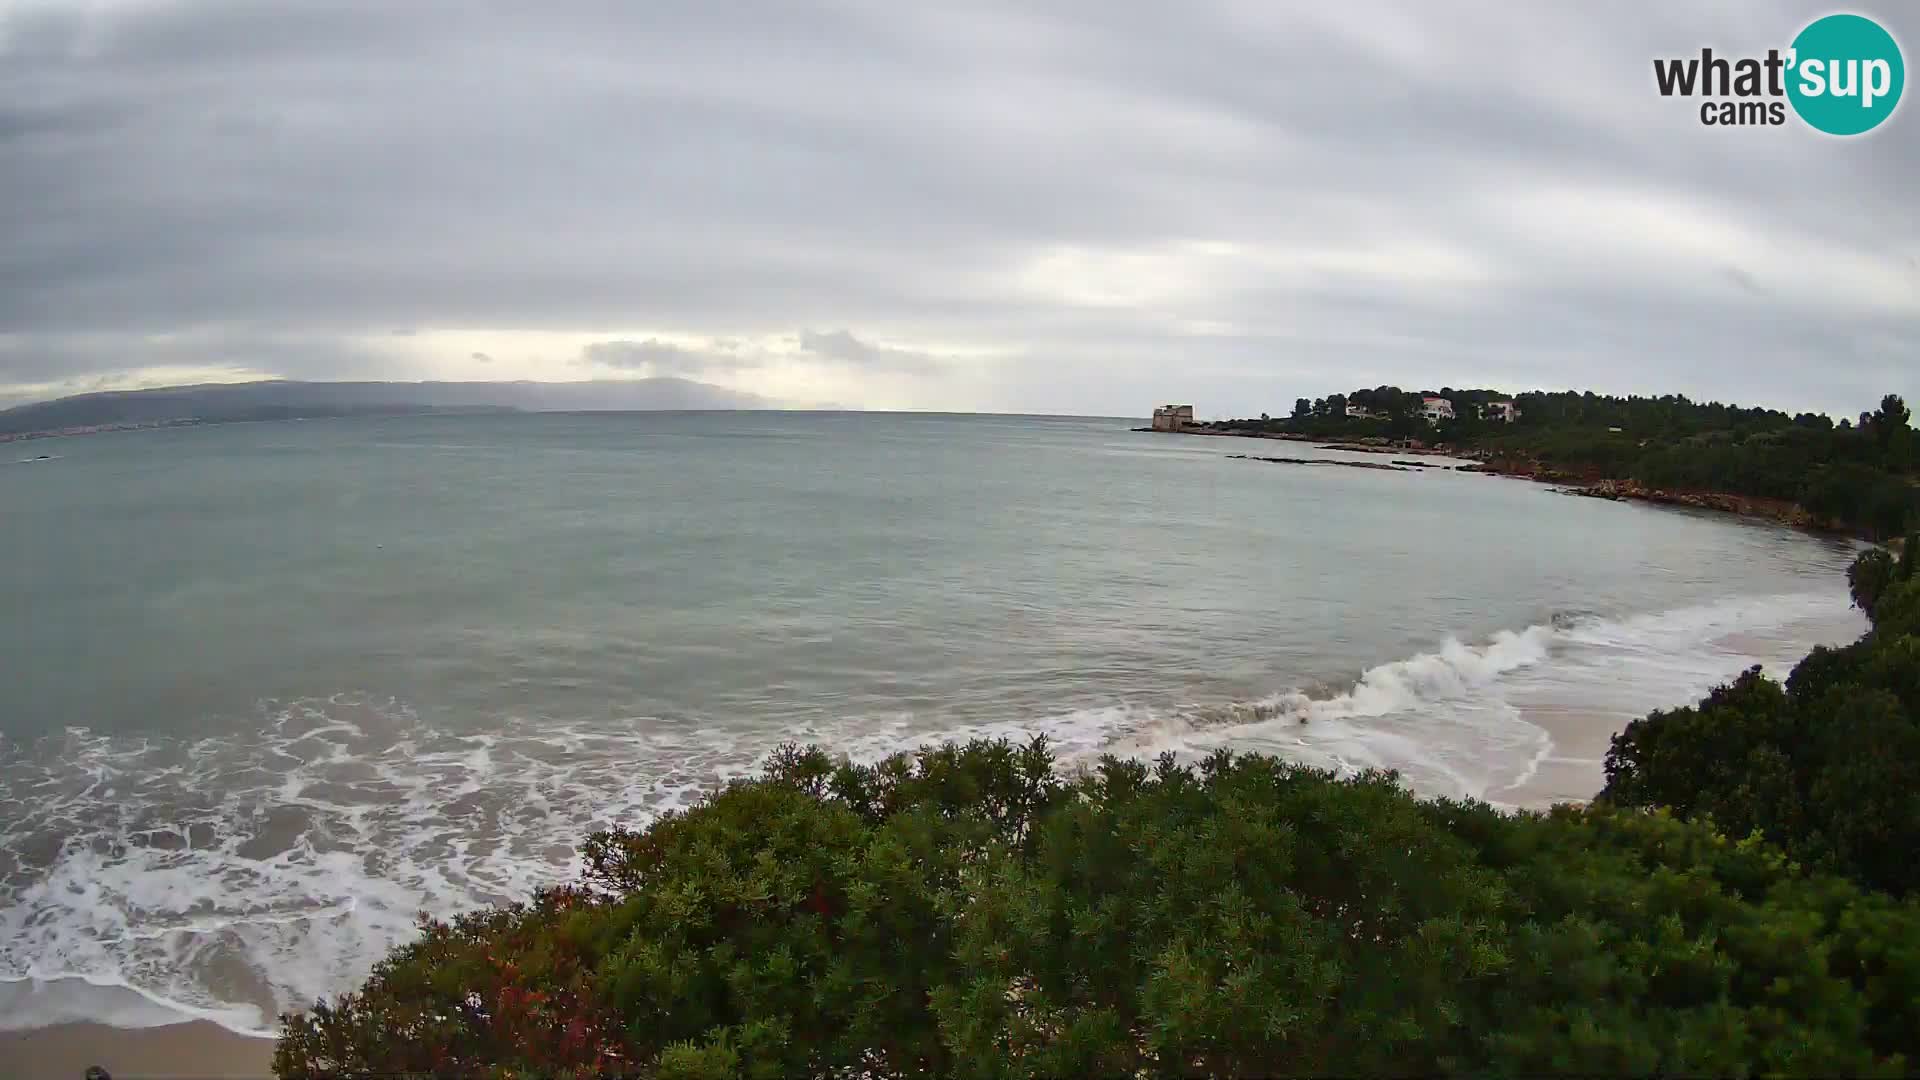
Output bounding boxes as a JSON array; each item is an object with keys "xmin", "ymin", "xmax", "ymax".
[
  {"xmin": 281, "ymin": 739, "xmax": 1920, "ymax": 1077},
  {"xmin": 1601, "ymin": 543, "xmax": 1920, "ymax": 896}
]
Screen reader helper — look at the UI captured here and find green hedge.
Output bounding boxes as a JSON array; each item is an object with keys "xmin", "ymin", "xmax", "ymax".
[
  {"xmin": 281, "ymin": 688, "xmax": 1920, "ymax": 1075},
  {"xmin": 1602, "ymin": 535, "xmax": 1920, "ymax": 896}
]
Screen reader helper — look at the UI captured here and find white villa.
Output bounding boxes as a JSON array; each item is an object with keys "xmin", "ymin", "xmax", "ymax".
[
  {"xmin": 1480, "ymin": 399, "xmax": 1520, "ymax": 423},
  {"xmin": 1420, "ymin": 396, "xmax": 1455, "ymax": 423},
  {"xmin": 1344, "ymin": 404, "xmax": 1377, "ymax": 419}
]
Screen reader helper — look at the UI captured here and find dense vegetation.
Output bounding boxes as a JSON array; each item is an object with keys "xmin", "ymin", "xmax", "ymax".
[
  {"xmin": 281, "ymin": 544, "xmax": 1920, "ymax": 1077},
  {"xmin": 1601, "ymin": 535, "xmax": 1920, "ymax": 896},
  {"xmin": 1210, "ymin": 390, "xmax": 1919, "ymax": 538}
]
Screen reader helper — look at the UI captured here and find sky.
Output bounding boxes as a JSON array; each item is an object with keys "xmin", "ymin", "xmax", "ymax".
[{"xmin": 1, "ymin": 0, "xmax": 1914, "ymax": 418}]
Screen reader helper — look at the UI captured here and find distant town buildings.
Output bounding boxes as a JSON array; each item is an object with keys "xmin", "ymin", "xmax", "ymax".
[
  {"xmin": 1420, "ymin": 396, "xmax": 1455, "ymax": 423},
  {"xmin": 1151, "ymin": 404, "xmax": 1195, "ymax": 432},
  {"xmin": 1344, "ymin": 404, "xmax": 1377, "ymax": 420},
  {"xmin": 1479, "ymin": 399, "xmax": 1519, "ymax": 423}
]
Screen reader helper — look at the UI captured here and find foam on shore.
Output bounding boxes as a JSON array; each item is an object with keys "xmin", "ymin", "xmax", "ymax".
[{"xmin": 0, "ymin": 588, "xmax": 1865, "ymax": 1036}]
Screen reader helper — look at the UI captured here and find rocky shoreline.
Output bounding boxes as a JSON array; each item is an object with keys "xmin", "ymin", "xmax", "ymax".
[
  {"xmin": 1560, "ymin": 479, "xmax": 1815, "ymax": 528},
  {"xmin": 1227, "ymin": 453, "xmax": 1409, "ymax": 472},
  {"xmin": 1153, "ymin": 426, "xmax": 1830, "ymax": 534},
  {"xmin": 1459, "ymin": 455, "xmax": 1818, "ymax": 530}
]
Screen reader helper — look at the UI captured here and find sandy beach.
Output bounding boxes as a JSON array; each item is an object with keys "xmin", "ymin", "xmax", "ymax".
[
  {"xmin": 1486, "ymin": 603, "xmax": 1868, "ymax": 811},
  {"xmin": 1486, "ymin": 702, "xmax": 1622, "ymax": 808},
  {"xmin": 0, "ymin": 1022, "xmax": 274, "ymax": 1080},
  {"xmin": 0, "ymin": 980, "xmax": 275, "ymax": 1080}
]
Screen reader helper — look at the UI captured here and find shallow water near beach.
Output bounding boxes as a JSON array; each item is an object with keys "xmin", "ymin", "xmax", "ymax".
[{"xmin": 0, "ymin": 411, "xmax": 1865, "ymax": 1033}]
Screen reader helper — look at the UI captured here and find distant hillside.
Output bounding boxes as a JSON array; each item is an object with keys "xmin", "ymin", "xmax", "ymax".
[{"xmin": 0, "ymin": 378, "xmax": 775, "ymax": 436}]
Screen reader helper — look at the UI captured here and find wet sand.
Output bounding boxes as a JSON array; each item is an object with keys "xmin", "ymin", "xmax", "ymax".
[
  {"xmin": 1488, "ymin": 606, "xmax": 1867, "ymax": 810},
  {"xmin": 0, "ymin": 1021, "xmax": 275, "ymax": 1079},
  {"xmin": 1486, "ymin": 703, "xmax": 1621, "ymax": 808}
]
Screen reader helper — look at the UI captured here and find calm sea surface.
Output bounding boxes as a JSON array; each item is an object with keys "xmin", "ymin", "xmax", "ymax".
[{"xmin": 0, "ymin": 411, "xmax": 1866, "ymax": 1032}]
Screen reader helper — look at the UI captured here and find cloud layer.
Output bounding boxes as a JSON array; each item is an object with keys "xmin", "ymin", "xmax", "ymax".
[{"xmin": 1, "ymin": 0, "xmax": 1914, "ymax": 415}]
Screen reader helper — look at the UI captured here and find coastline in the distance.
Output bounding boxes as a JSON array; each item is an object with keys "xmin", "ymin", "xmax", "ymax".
[{"xmin": 1141, "ymin": 387, "xmax": 1916, "ymax": 540}]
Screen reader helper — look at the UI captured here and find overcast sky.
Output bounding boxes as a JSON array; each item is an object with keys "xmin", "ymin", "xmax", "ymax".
[{"xmin": 2, "ymin": 0, "xmax": 1914, "ymax": 417}]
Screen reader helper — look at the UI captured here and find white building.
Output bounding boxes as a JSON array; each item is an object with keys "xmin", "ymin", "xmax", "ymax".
[
  {"xmin": 1151, "ymin": 404, "xmax": 1195, "ymax": 432},
  {"xmin": 1344, "ymin": 404, "xmax": 1377, "ymax": 419},
  {"xmin": 1420, "ymin": 396, "xmax": 1455, "ymax": 423},
  {"xmin": 1480, "ymin": 399, "xmax": 1519, "ymax": 423}
]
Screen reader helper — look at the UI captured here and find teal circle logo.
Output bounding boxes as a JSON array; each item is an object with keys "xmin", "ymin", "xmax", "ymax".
[{"xmin": 1787, "ymin": 14, "xmax": 1905, "ymax": 135}]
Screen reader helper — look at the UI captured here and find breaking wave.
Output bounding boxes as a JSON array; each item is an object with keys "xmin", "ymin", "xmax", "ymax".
[{"xmin": 0, "ymin": 590, "xmax": 1863, "ymax": 1036}]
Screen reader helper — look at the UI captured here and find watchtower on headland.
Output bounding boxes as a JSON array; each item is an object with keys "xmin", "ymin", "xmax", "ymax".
[{"xmin": 1151, "ymin": 404, "xmax": 1194, "ymax": 431}]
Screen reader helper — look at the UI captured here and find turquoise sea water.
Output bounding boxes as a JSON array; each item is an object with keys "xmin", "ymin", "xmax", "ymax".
[{"xmin": 0, "ymin": 411, "xmax": 1865, "ymax": 1032}]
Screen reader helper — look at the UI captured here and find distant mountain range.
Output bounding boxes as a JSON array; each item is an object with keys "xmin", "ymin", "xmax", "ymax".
[{"xmin": 0, "ymin": 378, "xmax": 776, "ymax": 436}]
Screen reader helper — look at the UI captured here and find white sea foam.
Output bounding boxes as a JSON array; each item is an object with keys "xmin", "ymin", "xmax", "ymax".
[
  {"xmin": 0, "ymin": 589, "xmax": 1864, "ymax": 1036},
  {"xmin": 0, "ymin": 975, "xmax": 265, "ymax": 1033}
]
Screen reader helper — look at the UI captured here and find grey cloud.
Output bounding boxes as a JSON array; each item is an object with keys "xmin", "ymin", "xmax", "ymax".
[
  {"xmin": 1722, "ymin": 267, "xmax": 1768, "ymax": 298},
  {"xmin": 581, "ymin": 339, "xmax": 755, "ymax": 378},
  {"xmin": 0, "ymin": 0, "xmax": 1913, "ymax": 416},
  {"xmin": 0, "ymin": 101, "xmax": 132, "ymax": 143},
  {"xmin": 797, "ymin": 330, "xmax": 942, "ymax": 371}
]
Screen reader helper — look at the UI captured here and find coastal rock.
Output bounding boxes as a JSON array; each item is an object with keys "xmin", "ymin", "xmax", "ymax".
[
  {"xmin": 1449, "ymin": 457, "xmax": 1828, "ymax": 531},
  {"xmin": 1568, "ymin": 478, "xmax": 1816, "ymax": 528},
  {"xmin": 1229, "ymin": 454, "xmax": 1408, "ymax": 472},
  {"xmin": 1316, "ymin": 444, "xmax": 1402, "ymax": 455},
  {"xmin": 1166, "ymin": 427, "xmax": 1838, "ymax": 532}
]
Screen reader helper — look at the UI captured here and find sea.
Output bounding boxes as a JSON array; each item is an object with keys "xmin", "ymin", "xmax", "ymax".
[{"xmin": 0, "ymin": 410, "xmax": 1867, "ymax": 1035}]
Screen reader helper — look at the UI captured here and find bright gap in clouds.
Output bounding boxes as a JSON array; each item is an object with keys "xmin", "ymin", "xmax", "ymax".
[{"xmin": 0, "ymin": 0, "xmax": 1913, "ymax": 417}]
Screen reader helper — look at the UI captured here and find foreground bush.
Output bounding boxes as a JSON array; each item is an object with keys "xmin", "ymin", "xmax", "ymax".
[
  {"xmin": 279, "ymin": 732, "xmax": 1920, "ymax": 1077},
  {"xmin": 1603, "ymin": 536, "xmax": 1920, "ymax": 895}
]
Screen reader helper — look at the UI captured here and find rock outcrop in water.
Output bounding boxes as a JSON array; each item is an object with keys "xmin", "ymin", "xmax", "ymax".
[{"xmin": 1228, "ymin": 454, "xmax": 1408, "ymax": 472}]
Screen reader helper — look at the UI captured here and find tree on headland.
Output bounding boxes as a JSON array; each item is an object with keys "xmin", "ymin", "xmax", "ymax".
[
  {"xmin": 1877, "ymin": 393, "xmax": 1910, "ymax": 431},
  {"xmin": 1869, "ymin": 393, "xmax": 1911, "ymax": 459}
]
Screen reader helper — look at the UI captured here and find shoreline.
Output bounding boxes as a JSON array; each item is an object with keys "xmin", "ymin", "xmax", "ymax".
[
  {"xmin": 1147, "ymin": 426, "xmax": 1848, "ymax": 538},
  {"xmin": 0, "ymin": 978, "xmax": 277, "ymax": 1078},
  {"xmin": 1484, "ymin": 703, "xmax": 1618, "ymax": 809},
  {"xmin": 0, "ymin": 1021, "xmax": 276, "ymax": 1079},
  {"xmin": 1, "ymin": 587, "xmax": 1863, "ymax": 1068}
]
